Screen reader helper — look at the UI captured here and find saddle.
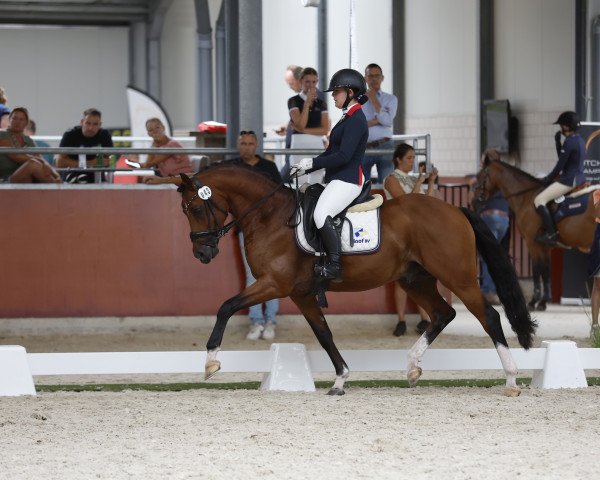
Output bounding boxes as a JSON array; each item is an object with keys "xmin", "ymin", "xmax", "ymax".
[
  {"xmin": 298, "ymin": 180, "xmax": 383, "ymax": 252},
  {"xmin": 549, "ymin": 182, "xmax": 595, "ymax": 223}
]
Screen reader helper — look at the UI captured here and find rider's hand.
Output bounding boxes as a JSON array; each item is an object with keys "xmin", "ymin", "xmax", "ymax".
[
  {"xmin": 291, "ymin": 157, "xmax": 313, "ymax": 175},
  {"xmin": 554, "ymin": 130, "xmax": 562, "ymax": 151}
]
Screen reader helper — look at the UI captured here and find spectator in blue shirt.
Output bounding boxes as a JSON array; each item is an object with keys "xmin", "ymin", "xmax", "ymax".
[{"xmin": 361, "ymin": 63, "xmax": 398, "ymax": 184}]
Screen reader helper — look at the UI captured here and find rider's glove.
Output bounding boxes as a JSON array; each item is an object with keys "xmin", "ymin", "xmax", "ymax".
[{"xmin": 291, "ymin": 157, "xmax": 313, "ymax": 175}]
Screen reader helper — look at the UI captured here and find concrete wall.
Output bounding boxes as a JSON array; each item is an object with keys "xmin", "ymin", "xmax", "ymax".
[{"xmin": 0, "ymin": 25, "xmax": 129, "ymax": 135}]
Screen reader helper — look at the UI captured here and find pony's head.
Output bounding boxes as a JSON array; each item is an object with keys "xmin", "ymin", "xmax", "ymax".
[{"xmin": 178, "ymin": 173, "xmax": 230, "ymax": 264}]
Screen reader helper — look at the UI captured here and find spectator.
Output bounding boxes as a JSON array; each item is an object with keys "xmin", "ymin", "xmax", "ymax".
[
  {"xmin": 141, "ymin": 117, "xmax": 192, "ymax": 180},
  {"xmin": 0, "ymin": 86, "xmax": 9, "ymax": 128},
  {"xmin": 25, "ymin": 119, "xmax": 54, "ymax": 165},
  {"xmin": 0, "ymin": 107, "xmax": 62, "ymax": 183},
  {"xmin": 288, "ymin": 67, "xmax": 329, "ymax": 183},
  {"xmin": 56, "ymin": 108, "xmax": 113, "ymax": 183},
  {"xmin": 383, "ymin": 143, "xmax": 438, "ymax": 336},
  {"xmin": 0, "ymin": 111, "xmax": 9, "ymax": 129},
  {"xmin": 590, "ymin": 189, "xmax": 600, "ymax": 329},
  {"xmin": 362, "ymin": 63, "xmax": 398, "ymax": 184},
  {"xmin": 472, "ymin": 149, "xmax": 510, "ymax": 305},
  {"xmin": 288, "ymin": 67, "xmax": 329, "ymax": 138},
  {"xmin": 231, "ymin": 130, "xmax": 282, "ymax": 340}
]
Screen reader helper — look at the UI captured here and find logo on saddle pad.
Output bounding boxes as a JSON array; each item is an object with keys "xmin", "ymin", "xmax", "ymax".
[
  {"xmin": 353, "ymin": 227, "xmax": 372, "ymax": 244},
  {"xmin": 295, "ymin": 210, "xmax": 381, "ymax": 256}
]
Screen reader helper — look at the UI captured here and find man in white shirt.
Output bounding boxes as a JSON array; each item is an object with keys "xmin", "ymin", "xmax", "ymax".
[{"xmin": 361, "ymin": 63, "xmax": 398, "ymax": 184}]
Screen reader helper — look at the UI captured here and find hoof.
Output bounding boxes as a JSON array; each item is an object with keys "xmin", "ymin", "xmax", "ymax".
[
  {"xmin": 407, "ymin": 367, "xmax": 422, "ymax": 387},
  {"xmin": 204, "ymin": 360, "xmax": 221, "ymax": 380},
  {"xmin": 327, "ymin": 388, "xmax": 345, "ymax": 396},
  {"xmin": 503, "ymin": 386, "xmax": 521, "ymax": 397}
]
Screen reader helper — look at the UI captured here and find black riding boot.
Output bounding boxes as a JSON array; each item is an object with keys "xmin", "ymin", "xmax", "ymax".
[
  {"xmin": 316, "ymin": 216, "xmax": 343, "ymax": 282},
  {"xmin": 535, "ymin": 205, "xmax": 558, "ymax": 246}
]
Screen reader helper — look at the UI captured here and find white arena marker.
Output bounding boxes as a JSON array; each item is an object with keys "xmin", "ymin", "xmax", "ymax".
[
  {"xmin": 531, "ymin": 340, "xmax": 588, "ymax": 389},
  {"xmin": 0, "ymin": 345, "xmax": 36, "ymax": 396},
  {"xmin": 261, "ymin": 343, "xmax": 316, "ymax": 392}
]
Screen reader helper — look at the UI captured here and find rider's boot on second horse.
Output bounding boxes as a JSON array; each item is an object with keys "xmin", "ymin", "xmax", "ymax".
[
  {"xmin": 535, "ymin": 204, "xmax": 558, "ymax": 246},
  {"xmin": 317, "ymin": 216, "xmax": 343, "ymax": 282}
]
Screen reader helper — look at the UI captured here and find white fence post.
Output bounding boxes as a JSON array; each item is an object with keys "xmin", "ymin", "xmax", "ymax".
[
  {"xmin": 531, "ymin": 340, "xmax": 588, "ymax": 389},
  {"xmin": 0, "ymin": 346, "xmax": 36, "ymax": 396}
]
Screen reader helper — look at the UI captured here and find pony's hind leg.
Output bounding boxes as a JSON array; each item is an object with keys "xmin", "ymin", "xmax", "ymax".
[
  {"xmin": 291, "ymin": 294, "xmax": 349, "ymax": 395},
  {"xmin": 398, "ymin": 263, "xmax": 456, "ymax": 386}
]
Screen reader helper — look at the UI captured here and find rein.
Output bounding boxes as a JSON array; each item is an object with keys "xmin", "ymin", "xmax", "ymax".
[
  {"xmin": 183, "ymin": 176, "xmax": 285, "ymax": 246},
  {"xmin": 477, "ymin": 166, "xmax": 541, "ymax": 202}
]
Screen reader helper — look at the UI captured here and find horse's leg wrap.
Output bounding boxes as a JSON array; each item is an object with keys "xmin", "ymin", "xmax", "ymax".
[
  {"xmin": 407, "ymin": 335, "xmax": 429, "ymax": 387},
  {"xmin": 496, "ymin": 343, "xmax": 520, "ymax": 397},
  {"xmin": 205, "ymin": 347, "xmax": 221, "ymax": 380}
]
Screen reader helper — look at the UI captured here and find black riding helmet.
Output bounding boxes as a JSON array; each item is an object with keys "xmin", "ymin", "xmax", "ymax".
[
  {"xmin": 324, "ymin": 68, "xmax": 368, "ymax": 109},
  {"xmin": 553, "ymin": 111, "xmax": 580, "ymax": 132}
]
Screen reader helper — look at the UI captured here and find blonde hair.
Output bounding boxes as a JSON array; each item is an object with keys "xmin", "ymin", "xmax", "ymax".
[
  {"xmin": 0, "ymin": 87, "xmax": 7, "ymax": 105},
  {"xmin": 145, "ymin": 117, "xmax": 164, "ymax": 129}
]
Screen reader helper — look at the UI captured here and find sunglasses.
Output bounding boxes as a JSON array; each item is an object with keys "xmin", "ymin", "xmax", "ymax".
[{"xmin": 239, "ymin": 130, "xmax": 256, "ymax": 136}]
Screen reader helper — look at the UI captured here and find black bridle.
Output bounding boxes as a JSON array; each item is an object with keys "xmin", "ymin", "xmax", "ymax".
[{"xmin": 180, "ymin": 176, "xmax": 285, "ymax": 248}]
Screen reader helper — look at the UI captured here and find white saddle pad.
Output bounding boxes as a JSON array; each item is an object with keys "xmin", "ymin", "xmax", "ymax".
[{"xmin": 295, "ymin": 208, "xmax": 382, "ymax": 256}]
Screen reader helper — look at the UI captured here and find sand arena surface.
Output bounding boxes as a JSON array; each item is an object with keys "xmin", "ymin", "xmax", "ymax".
[
  {"xmin": 1, "ymin": 387, "xmax": 600, "ymax": 479},
  {"xmin": 0, "ymin": 306, "xmax": 598, "ymax": 478}
]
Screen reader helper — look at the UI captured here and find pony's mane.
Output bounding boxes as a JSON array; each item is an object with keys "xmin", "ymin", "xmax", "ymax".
[
  {"xmin": 196, "ymin": 159, "xmax": 290, "ymax": 192},
  {"xmin": 494, "ymin": 159, "xmax": 542, "ymax": 184}
]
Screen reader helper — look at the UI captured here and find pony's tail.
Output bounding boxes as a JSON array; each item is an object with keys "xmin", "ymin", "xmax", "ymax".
[{"xmin": 459, "ymin": 207, "xmax": 537, "ymax": 349}]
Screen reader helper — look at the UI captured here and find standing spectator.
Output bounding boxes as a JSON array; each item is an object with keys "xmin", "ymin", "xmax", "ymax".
[
  {"xmin": 288, "ymin": 67, "xmax": 329, "ymax": 183},
  {"xmin": 473, "ymin": 149, "xmax": 510, "ymax": 305},
  {"xmin": 25, "ymin": 119, "xmax": 54, "ymax": 165},
  {"xmin": 0, "ymin": 87, "xmax": 9, "ymax": 128},
  {"xmin": 284, "ymin": 64, "xmax": 303, "ymax": 95},
  {"xmin": 141, "ymin": 118, "xmax": 192, "ymax": 177},
  {"xmin": 590, "ymin": 189, "xmax": 600, "ymax": 329},
  {"xmin": 56, "ymin": 108, "xmax": 113, "ymax": 183},
  {"xmin": 231, "ymin": 130, "xmax": 282, "ymax": 340},
  {"xmin": 0, "ymin": 107, "xmax": 62, "ymax": 183},
  {"xmin": 288, "ymin": 67, "xmax": 329, "ymax": 138},
  {"xmin": 362, "ymin": 63, "xmax": 398, "ymax": 184},
  {"xmin": 383, "ymin": 143, "xmax": 437, "ymax": 336}
]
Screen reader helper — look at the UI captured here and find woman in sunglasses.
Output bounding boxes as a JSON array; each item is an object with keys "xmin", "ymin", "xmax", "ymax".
[{"xmin": 292, "ymin": 68, "xmax": 369, "ymax": 282}]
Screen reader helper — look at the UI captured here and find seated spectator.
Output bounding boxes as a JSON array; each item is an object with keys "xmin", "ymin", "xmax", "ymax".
[
  {"xmin": 56, "ymin": 108, "xmax": 113, "ymax": 183},
  {"xmin": 25, "ymin": 119, "xmax": 54, "ymax": 165},
  {"xmin": 0, "ymin": 107, "xmax": 62, "ymax": 183},
  {"xmin": 141, "ymin": 118, "xmax": 192, "ymax": 178},
  {"xmin": 383, "ymin": 143, "xmax": 438, "ymax": 336},
  {"xmin": 0, "ymin": 86, "xmax": 9, "ymax": 128}
]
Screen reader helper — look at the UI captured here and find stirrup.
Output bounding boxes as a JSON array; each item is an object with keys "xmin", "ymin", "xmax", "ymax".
[
  {"xmin": 535, "ymin": 232, "xmax": 558, "ymax": 246},
  {"xmin": 314, "ymin": 262, "xmax": 343, "ymax": 283}
]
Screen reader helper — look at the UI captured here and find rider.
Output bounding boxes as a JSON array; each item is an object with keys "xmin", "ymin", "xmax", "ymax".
[
  {"xmin": 534, "ymin": 111, "xmax": 586, "ymax": 245},
  {"xmin": 292, "ymin": 68, "xmax": 369, "ymax": 282}
]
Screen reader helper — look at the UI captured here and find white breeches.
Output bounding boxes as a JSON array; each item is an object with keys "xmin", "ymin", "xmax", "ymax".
[
  {"xmin": 533, "ymin": 182, "xmax": 573, "ymax": 208},
  {"xmin": 314, "ymin": 180, "xmax": 363, "ymax": 229}
]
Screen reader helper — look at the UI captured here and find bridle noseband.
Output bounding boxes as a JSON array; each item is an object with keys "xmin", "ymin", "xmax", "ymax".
[
  {"xmin": 181, "ymin": 179, "xmax": 234, "ymax": 248},
  {"xmin": 180, "ymin": 175, "xmax": 284, "ymax": 248}
]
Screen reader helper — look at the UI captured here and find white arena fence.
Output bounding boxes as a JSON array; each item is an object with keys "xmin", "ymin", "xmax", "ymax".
[{"xmin": 1, "ymin": 340, "xmax": 598, "ymax": 396}]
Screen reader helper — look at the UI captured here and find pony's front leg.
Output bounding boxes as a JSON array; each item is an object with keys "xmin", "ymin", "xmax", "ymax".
[
  {"xmin": 406, "ymin": 307, "xmax": 456, "ymax": 386},
  {"xmin": 205, "ymin": 281, "xmax": 279, "ymax": 380},
  {"xmin": 291, "ymin": 294, "xmax": 349, "ymax": 395}
]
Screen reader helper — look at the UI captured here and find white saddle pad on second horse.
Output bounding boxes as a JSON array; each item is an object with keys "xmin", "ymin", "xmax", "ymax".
[{"xmin": 295, "ymin": 206, "xmax": 382, "ymax": 256}]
